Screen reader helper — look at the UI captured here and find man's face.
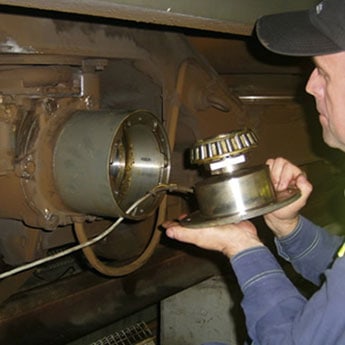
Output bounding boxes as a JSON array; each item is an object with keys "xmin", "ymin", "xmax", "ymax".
[{"xmin": 306, "ymin": 51, "xmax": 345, "ymax": 152}]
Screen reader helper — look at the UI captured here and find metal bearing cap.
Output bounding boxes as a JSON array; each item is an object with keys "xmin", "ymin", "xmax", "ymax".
[{"xmin": 181, "ymin": 129, "xmax": 300, "ymax": 228}]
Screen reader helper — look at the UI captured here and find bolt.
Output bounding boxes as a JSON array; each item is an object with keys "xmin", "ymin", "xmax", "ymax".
[
  {"xmin": 44, "ymin": 98, "xmax": 58, "ymax": 115},
  {"xmin": 42, "ymin": 208, "xmax": 59, "ymax": 229},
  {"xmin": 84, "ymin": 96, "xmax": 93, "ymax": 109},
  {"xmin": 152, "ymin": 121, "xmax": 158, "ymax": 132},
  {"xmin": 24, "ymin": 160, "xmax": 36, "ymax": 175}
]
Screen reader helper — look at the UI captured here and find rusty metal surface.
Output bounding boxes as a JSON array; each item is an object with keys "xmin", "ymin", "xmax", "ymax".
[
  {"xmin": 187, "ymin": 36, "xmax": 308, "ymax": 75},
  {"xmin": 0, "ymin": 8, "xmax": 248, "ymax": 280},
  {"xmin": 0, "ymin": 0, "xmax": 317, "ymax": 35},
  {"xmin": 0, "ymin": 245, "xmax": 226, "ymax": 345}
]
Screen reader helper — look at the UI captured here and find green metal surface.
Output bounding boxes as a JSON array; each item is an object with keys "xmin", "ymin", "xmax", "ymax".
[
  {"xmin": 0, "ymin": 0, "xmax": 318, "ymax": 35},
  {"xmin": 100, "ymin": 0, "xmax": 317, "ymax": 23}
]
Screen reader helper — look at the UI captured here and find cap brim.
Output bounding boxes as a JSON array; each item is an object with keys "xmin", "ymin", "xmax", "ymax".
[{"xmin": 256, "ymin": 10, "xmax": 342, "ymax": 56}]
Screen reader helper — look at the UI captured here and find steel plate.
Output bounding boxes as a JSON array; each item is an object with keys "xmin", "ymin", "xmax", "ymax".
[{"xmin": 180, "ymin": 187, "xmax": 301, "ymax": 228}]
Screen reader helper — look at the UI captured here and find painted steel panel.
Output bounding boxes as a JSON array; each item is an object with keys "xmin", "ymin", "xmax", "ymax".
[{"xmin": 0, "ymin": 0, "xmax": 317, "ymax": 35}]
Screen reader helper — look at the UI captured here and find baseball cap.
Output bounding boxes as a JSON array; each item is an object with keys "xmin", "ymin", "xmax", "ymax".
[{"xmin": 256, "ymin": 0, "xmax": 345, "ymax": 56}]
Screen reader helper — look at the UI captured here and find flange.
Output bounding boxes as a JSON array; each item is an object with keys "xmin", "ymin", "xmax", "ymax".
[{"xmin": 180, "ymin": 187, "xmax": 300, "ymax": 228}]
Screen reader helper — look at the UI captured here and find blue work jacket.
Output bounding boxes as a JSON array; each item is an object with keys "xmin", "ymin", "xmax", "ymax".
[{"xmin": 231, "ymin": 216, "xmax": 345, "ymax": 345}]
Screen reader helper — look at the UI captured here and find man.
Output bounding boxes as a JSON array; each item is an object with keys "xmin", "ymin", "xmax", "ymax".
[{"xmin": 163, "ymin": 0, "xmax": 345, "ymax": 343}]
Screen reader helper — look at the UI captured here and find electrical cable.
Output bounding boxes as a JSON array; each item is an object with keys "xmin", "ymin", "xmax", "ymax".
[{"xmin": 0, "ymin": 183, "xmax": 193, "ymax": 280}]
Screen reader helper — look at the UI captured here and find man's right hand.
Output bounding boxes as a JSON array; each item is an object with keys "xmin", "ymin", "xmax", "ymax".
[
  {"xmin": 264, "ymin": 157, "xmax": 313, "ymax": 238},
  {"xmin": 162, "ymin": 220, "xmax": 263, "ymax": 259}
]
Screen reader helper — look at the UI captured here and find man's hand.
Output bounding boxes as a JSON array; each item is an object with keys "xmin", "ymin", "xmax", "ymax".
[
  {"xmin": 163, "ymin": 157, "xmax": 311, "ymax": 256},
  {"xmin": 264, "ymin": 157, "xmax": 313, "ymax": 237},
  {"xmin": 163, "ymin": 220, "xmax": 263, "ymax": 258}
]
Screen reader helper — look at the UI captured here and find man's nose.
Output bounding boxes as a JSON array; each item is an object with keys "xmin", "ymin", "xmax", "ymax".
[{"xmin": 305, "ymin": 68, "xmax": 321, "ymax": 97}]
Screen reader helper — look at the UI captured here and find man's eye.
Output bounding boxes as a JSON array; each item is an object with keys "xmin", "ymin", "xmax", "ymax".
[{"xmin": 317, "ymin": 67, "xmax": 328, "ymax": 79}]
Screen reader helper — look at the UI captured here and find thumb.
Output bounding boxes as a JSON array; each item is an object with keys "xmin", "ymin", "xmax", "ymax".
[
  {"xmin": 295, "ymin": 173, "xmax": 313, "ymax": 200},
  {"xmin": 165, "ymin": 226, "xmax": 179, "ymax": 239},
  {"xmin": 166, "ymin": 225, "xmax": 213, "ymax": 248},
  {"xmin": 166, "ymin": 225, "xmax": 193, "ymax": 244}
]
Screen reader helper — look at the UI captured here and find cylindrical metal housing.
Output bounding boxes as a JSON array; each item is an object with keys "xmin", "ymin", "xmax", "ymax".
[
  {"xmin": 194, "ymin": 165, "xmax": 275, "ymax": 219},
  {"xmin": 53, "ymin": 109, "xmax": 170, "ymax": 219}
]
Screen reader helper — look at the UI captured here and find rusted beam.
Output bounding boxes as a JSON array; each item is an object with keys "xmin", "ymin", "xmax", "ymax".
[{"xmin": 0, "ymin": 244, "xmax": 228, "ymax": 345}]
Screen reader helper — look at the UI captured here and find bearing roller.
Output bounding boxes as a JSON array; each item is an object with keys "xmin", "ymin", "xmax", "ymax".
[{"xmin": 190, "ymin": 128, "xmax": 258, "ymax": 166}]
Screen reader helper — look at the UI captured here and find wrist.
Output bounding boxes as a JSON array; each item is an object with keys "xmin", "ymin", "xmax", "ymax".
[
  {"xmin": 265, "ymin": 215, "xmax": 300, "ymax": 238},
  {"xmin": 222, "ymin": 240, "xmax": 264, "ymax": 258}
]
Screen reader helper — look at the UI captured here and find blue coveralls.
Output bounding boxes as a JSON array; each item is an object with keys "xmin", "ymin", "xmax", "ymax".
[{"xmin": 231, "ymin": 216, "xmax": 345, "ymax": 344}]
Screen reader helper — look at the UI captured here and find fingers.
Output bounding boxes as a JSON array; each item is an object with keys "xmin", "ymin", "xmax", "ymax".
[
  {"xmin": 266, "ymin": 157, "xmax": 313, "ymax": 202},
  {"xmin": 163, "ymin": 221, "xmax": 214, "ymax": 246},
  {"xmin": 263, "ymin": 159, "xmax": 313, "ymax": 237},
  {"xmin": 162, "ymin": 220, "xmax": 263, "ymax": 258},
  {"xmin": 162, "ymin": 221, "xmax": 201, "ymax": 245},
  {"xmin": 266, "ymin": 157, "xmax": 306, "ymax": 191},
  {"xmin": 161, "ymin": 221, "xmax": 183, "ymax": 240},
  {"xmin": 265, "ymin": 177, "xmax": 310, "ymax": 223},
  {"xmin": 164, "ymin": 224, "xmax": 209, "ymax": 254},
  {"xmin": 295, "ymin": 173, "xmax": 313, "ymax": 205},
  {"xmin": 165, "ymin": 225, "xmax": 197, "ymax": 244}
]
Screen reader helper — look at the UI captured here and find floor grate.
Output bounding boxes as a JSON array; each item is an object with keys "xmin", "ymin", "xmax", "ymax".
[{"xmin": 90, "ymin": 321, "xmax": 156, "ymax": 345}]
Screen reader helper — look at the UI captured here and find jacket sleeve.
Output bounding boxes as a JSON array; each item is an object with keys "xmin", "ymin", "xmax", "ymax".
[
  {"xmin": 231, "ymin": 246, "xmax": 345, "ymax": 345},
  {"xmin": 274, "ymin": 216, "xmax": 343, "ymax": 285}
]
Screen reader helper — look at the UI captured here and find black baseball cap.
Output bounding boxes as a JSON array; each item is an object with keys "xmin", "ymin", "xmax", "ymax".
[{"xmin": 256, "ymin": 0, "xmax": 345, "ymax": 56}]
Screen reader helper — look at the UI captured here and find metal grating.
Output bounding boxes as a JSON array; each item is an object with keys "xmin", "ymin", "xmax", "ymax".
[{"xmin": 90, "ymin": 322, "xmax": 155, "ymax": 345}]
